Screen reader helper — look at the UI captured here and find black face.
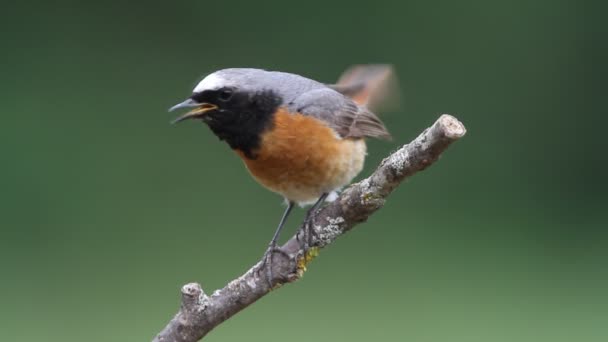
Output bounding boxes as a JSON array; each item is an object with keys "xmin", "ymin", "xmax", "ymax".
[{"xmin": 190, "ymin": 87, "xmax": 282, "ymax": 159}]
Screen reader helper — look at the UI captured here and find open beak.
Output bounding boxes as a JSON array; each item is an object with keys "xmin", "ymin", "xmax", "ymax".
[{"xmin": 168, "ymin": 99, "xmax": 218, "ymax": 124}]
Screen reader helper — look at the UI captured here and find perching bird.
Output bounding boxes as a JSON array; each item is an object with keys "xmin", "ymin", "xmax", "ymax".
[{"xmin": 169, "ymin": 65, "xmax": 396, "ymax": 280}]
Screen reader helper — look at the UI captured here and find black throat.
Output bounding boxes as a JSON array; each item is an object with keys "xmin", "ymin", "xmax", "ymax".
[{"xmin": 202, "ymin": 90, "xmax": 282, "ymax": 159}]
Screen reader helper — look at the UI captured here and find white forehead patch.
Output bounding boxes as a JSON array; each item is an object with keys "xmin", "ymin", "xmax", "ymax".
[{"xmin": 193, "ymin": 73, "xmax": 226, "ymax": 93}]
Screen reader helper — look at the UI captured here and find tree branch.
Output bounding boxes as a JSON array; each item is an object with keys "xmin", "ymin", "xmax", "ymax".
[{"xmin": 153, "ymin": 114, "xmax": 467, "ymax": 342}]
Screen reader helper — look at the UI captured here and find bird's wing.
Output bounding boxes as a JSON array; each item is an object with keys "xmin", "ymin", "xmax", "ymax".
[
  {"xmin": 328, "ymin": 64, "xmax": 400, "ymax": 113},
  {"xmin": 291, "ymin": 87, "xmax": 391, "ymax": 140}
]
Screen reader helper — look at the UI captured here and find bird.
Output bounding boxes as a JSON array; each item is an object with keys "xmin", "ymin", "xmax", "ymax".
[{"xmin": 169, "ymin": 65, "xmax": 396, "ymax": 282}]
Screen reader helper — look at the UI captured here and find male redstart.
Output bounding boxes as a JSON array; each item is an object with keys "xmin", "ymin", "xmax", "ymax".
[{"xmin": 170, "ymin": 65, "xmax": 395, "ymax": 281}]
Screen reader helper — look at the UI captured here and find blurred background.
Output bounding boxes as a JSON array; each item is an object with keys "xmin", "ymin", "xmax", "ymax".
[{"xmin": 1, "ymin": 0, "xmax": 606, "ymax": 341}]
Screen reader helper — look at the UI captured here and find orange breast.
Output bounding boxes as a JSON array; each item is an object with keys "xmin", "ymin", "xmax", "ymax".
[{"xmin": 236, "ymin": 108, "xmax": 367, "ymax": 204}]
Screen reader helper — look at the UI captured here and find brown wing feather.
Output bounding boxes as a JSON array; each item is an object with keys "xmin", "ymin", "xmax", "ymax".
[{"xmin": 348, "ymin": 107, "xmax": 392, "ymax": 140}]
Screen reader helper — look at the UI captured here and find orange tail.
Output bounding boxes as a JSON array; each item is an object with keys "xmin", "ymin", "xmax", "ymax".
[{"xmin": 329, "ymin": 64, "xmax": 400, "ymax": 112}]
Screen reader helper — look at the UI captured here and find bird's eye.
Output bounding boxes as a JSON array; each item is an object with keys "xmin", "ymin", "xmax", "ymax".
[{"xmin": 218, "ymin": 89, "xmax": 233, "ymax": 102}]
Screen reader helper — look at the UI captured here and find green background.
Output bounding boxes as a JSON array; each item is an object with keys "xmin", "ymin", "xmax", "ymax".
[{"xmin": 2, "ymin": 0, "xmax": 606, "ymax": 341}]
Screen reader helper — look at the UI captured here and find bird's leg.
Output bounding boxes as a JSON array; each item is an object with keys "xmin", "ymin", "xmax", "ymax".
[
  {"xmin": 301, "ymin": 193, "xmax": 329, "ymax": 252},
  {"xmin": 260, "ymin": 201, "xmax": 295, "ymax": 286}
]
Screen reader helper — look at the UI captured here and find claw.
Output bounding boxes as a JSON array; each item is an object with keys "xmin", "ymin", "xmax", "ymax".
[{"xmin": 260, "ymin": 244, "xmax": 290, "ymax": 288}]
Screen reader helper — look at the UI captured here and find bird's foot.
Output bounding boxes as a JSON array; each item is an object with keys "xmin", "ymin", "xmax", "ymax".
[
  {"xmin": 259, "ymin": 243, "xmax": 290, "ymax": 288},
  {"xmin": 296, "ymin": 192, "xmax": 328, "ymax": 254},
  {"xmin": 304, "ymin": 200, "xmax": 324, "ymax": 245}
]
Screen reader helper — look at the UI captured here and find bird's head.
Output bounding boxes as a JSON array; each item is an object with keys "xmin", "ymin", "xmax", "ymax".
[
  {"xmin": 169, "ymin": 70, "xmax": 241, "ymax": 124},
  {"xmin": 169, "ymin": 69, "xmax": 282, "ymax": 157}
]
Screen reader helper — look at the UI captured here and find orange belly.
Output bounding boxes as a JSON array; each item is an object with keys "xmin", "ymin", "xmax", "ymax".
[{"xmin": 236, "ymin": 108, "xmax": 367, "ymax": 204}]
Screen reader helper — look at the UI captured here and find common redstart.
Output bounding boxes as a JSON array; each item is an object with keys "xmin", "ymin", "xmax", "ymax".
[{"xmin": 169, "ymin": 65, "xmax": 395, "ymax": 280}]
